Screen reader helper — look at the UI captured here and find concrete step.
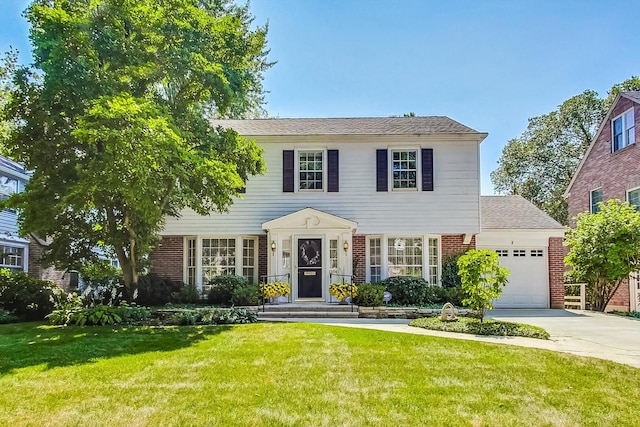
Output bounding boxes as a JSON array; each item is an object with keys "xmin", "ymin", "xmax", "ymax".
[
  {"xmin": 261, "ymin": 303, "xmax": 357, "ymax": 313},
  {"xmin": 258, "ymin": 310, "xmax": 359, "ymax": 319}
]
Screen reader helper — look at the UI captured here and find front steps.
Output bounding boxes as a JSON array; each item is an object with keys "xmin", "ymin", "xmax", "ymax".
[{"xmin": 257, "ymin": 302, "xmax": 359, "ymax": 319}]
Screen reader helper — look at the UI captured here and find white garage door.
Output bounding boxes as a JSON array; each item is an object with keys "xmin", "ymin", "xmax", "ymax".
[{"xmin": 483, "ymin": 247, "xmax": 549, "ymax": 308}]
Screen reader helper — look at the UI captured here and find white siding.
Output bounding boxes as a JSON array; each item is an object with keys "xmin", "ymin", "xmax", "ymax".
[{"xmin": 163, "ymin": 135, "xmax": 481, "ymax": 235}]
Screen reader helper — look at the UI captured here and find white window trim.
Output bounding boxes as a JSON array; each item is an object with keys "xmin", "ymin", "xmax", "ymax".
[
  {"xmin": 295, "ymin": 148, "xmax": 326, "ymax": 192},
  {"xmin": 0, "ymin": 242, "xmax": 29, "ymax": 272},
  {"xmin": 365, "ymin": 235, "xmax": 440, "ymax": 284},
  {"xmin": 627, "ymin": 186, "xmax": 640, "ymax": 210},
  {"xmin": 612, "ymin": 108, "xmax": 635, "ymax": 152},
  {"xmin": 389, "ymin": 148, "xmax": 421, "ymax": 191},
  {"xmin": 590, "ymin": 188, "xmax": 602, "ymax": 214},
  {"xmin": 186, "ymin": 236, "xmax": 259, "ymax": 291}
]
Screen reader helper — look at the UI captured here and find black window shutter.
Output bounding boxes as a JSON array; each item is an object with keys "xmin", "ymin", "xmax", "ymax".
[
  {"xmin": 327, "ymin": 150, "xmax": 339, "ymax": 192},
  {"xmin": 422, "ymin": 148, "xmax": 434, "ymax": 191},
  {"xmin": 283, "ymin": 150, "xmax": 294, "ymax": 192},
  {"xmin": 376, "ymin": 149, "xmax": 388, "ymax": 192}
]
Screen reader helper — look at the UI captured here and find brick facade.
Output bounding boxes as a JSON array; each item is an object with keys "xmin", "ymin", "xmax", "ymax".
[
  {"xmin": 566, "ymin": 94, "xmax": 639, "ymax": 311},
  {"xmin": 548, "ymin": 237, "xmax": 566, "ymax": 309},
  {"xmin": 441, "ymin": 234, "xmax": 476, "ymax": 259},
  {"xmin": 352, "ymin": 234, "xmax": 366, "ymax": 284},
  {"xmin": 568, "ymin": 96, "xmax": 640, "ymax": 225},
  {"xmin": 28, "ymin": 240, "xmax": 73, "ymax": 290},
  {"xmin": 149, "ymin": 236, "xmax": 184, "ymax": 283},
  {"xmin": 258, "ymin": 235, "xmax": 267, "ymax": 282}
]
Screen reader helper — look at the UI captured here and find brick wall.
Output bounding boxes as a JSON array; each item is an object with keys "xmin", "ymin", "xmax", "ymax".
[
  {"xmin": 352, "ymin": 234, "xmax": 366, "ymax": 284},
  {"xmin": 548, "ymin": 237, "xmax": 566, "ymax": 309},
  {"xmin": 258, "ymin": 235, "xmax": 267, "ymax": 282},
  {"xmin": 441, "ymin": 234, "xmax": 476, "ymax": 259},
  {"xmin": 149, "ymin": 236, "xmax": 184, "ymax": 283},
  {"xmin": 567, "ymin": 96, "xmax": 640, "ymax": 226},
  {"xmin": 607, "ymin": 280, "xmax": 631, "ymax": 311},
  {"xmin": 28, "ymin": 240, "xmax": 72, "ymax": 290}
]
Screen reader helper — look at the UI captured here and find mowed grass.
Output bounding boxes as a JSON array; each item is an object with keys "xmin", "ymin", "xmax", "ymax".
[{"xmin": 1, "ymin": 322, "xmax": 639, "ymax": 426}]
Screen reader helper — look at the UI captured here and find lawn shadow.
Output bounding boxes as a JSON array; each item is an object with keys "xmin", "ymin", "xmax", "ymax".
[{"xmin": 0, "ymin": 322, "xmax": 232, "ymax": 375}]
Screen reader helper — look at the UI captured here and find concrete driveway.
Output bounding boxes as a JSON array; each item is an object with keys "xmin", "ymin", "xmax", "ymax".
[{"xmin": 278, "ymin": 309, "xmax": 640, "ymax": 368}]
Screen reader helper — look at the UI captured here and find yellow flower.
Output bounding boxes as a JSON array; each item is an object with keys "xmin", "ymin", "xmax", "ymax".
[{"xmin": 260, "ymin": 282, "xmax": 291, "ymax": 298}]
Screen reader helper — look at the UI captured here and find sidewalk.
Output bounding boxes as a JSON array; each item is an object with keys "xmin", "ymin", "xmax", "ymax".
[{"xmin": 267, "ymin": 309, "xmax": 640, "ymax": 369}]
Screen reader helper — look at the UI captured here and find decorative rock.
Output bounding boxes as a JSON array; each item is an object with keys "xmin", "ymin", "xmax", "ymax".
[{"xmin": 440, "ymin": 302, "xmax": 458, "ymax": 322}]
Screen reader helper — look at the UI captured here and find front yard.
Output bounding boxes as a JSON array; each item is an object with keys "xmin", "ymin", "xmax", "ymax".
[{"xmin": 1, "ymin": 322, "xmax": 638, "ymax": 426}]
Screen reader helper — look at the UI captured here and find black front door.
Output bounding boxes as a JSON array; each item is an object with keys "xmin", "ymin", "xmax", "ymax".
[{"xmin": 298, "ymin": 239, "xmax": 322, "ymax": 298}]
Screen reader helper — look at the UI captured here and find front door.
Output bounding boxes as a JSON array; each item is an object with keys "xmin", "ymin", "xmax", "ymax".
[{"xmin": 297, "ymin": 238, "xmax": 322, "ymax": 298}]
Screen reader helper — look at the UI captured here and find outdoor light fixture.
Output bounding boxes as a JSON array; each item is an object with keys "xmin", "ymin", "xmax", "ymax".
[
  {"xmin": 343, "ymin": 241, "xmax": 349, "ymax": 252},
  {"xmin": 271, "ymin": 241, "xmax": 277, "ymax": 253}
]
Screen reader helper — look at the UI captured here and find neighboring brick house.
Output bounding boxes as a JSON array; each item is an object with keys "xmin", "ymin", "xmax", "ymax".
[
  {"xmin": 566, "ymin": 91, "xmax": 640, "ymax": 311},
  {"xmin": 152, "ymin": 116, "xmax": 566, "ymax": 308}
]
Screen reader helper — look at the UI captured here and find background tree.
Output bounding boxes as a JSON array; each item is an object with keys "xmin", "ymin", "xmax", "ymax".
[
  {"xmin": 0, "ymin": 49, "xmax": 17, "ymax": 147},
  {"xmin": 491, "ymin": 78, "xmax": 640, "ymax": 225},
  {"xmin": 457, "ymin": 249, "xmax": 510, "ymax": 322},
  {"xmin": 1, "ymin": 0, "xmax": 271, "ymax": 296},
  {"xmin": 565, "ymin": 199, "xmax": 640, "ymax": 312}
]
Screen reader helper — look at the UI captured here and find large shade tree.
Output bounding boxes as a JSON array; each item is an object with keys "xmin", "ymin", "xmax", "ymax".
[
  {"xmin": 491, "ymin": 78, "xmax": 640, "ymax": 225},
  {"xmin": 565, "ymin": 199, "xmax": 640, "ymax": 312},
  {"xmin": 1, "ymin": 0, "xmax": 271, "ymax": 296}
]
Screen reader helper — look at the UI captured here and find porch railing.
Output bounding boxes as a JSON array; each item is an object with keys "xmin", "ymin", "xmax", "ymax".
[
  {"xmin": 259, "ymin": 273, "xmax": 291, "ymax": 312},
  {"xmin": 330, "ymin": 273, "xmax": 356, "ymax": 313}
]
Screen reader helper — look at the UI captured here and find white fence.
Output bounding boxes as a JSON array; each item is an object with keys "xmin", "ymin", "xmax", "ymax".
[{"xmin": 564, "ymin": 283, "xmax": 586, "ymax": 310}]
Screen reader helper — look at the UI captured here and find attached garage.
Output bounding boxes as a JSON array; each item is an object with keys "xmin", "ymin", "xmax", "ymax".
[{"xmin": 477, "ymin": 196, "xmax": 566, "ymax": 309}]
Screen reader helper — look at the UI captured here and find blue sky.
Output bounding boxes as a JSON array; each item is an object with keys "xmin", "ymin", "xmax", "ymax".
[{"xmin": 2, "ymin": 0, "xmax": 640, "ymax": 194}]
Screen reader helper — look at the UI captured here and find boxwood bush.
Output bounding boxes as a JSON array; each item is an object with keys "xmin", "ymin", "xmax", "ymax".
[
  {"xmin": 355, "ymin": 283, "xmax": 385, "ymax": 307},
  {"xmin": 207, "ymin": 275, "xmax": 260, "ymax": 306},
  {"xmin": 381, "ymin": 276, "xmax": 430, "ymax": 306}
]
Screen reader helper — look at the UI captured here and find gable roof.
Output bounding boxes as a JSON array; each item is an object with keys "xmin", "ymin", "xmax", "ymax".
[
  {"xmin": 210, "ymin": 116, "xmax": 487, "ymax": 140},
  {"xmin": 565, "ymin": 91, "xmax": 640, "ymax": 196},
  {"xmin": 262, "ymin": 207, "xmax": 357, "ymax": 231},
  {"xmin": 0, "ymin": 155, "xmax": 29, "ymax": 180},
  {"xmin": 481, "ymin": 195, "xmax": 565, "ymax": 230}
]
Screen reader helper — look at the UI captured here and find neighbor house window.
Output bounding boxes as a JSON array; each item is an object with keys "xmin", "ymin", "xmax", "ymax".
[
  {"xmin": 299, "ymin": 151, "xmax": 323, "ymax": 190},
  {"xmin": 201, "ymin": 238, "xmax": 236, "ymax": 283},
  {"xmin": 612, "ymin": 109, "xmax": 635, "ymax": 152},
  {"xmin": 628, "ymin": 188, "xmax": 640, "ymax": 210},
  {"xmin": 391, "ymin": 150, "xmax": 418, "ymax": 189},
  {"xmin": 0, "ymin": 245, "xmax": 25, "ymax": 271},
  {"xmin": 590, "ymin": 188, "xmax": 602, "ymax": 213},
  {"xmin": 387, "ymin": 237, "xmax": 422, "ymax": 277},
  {"xmin": 369, "ymin": 237, "xmax": 382, "ymax": 283}
]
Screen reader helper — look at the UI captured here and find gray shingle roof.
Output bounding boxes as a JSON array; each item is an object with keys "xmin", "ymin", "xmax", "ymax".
[
  {"xmin": 210, "ymin": 116, "xmax": 485, "ymax": 136},
  {"xmin": 481, "ymin": 195, "xmax": 565, "ymax": 230},
  {"xmin": 622, "ymin": 91, "xmax": 640, "ymax": 104}
]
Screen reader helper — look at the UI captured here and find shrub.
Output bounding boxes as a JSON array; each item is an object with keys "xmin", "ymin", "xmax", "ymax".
[
  {"xmin": 80, "ymin": 260, "xmax": 122, "ymax": 290},
  {"xmin": 441, "ymin": 253, "xmax": 463, "ymax": 288},
  {"xmin": 231, "ymin": 284, "xmax": 261, "ymax": 306},
  {"xmin": 0, "ymin": 269, "xmax": 57, "ymax": 320},
  {"xmin": 355, "ymin": 283, "xmax": 385, "ymax": 307},
  {"xmin": 164, "ymin": 307, "xmax": 258, "ymax": 325},
  {"xmin": 0, "ymin": 308, "xmax": 18, "ymax": 324},
  {"xmin": 440, "ymin": 286, "xmax": 466, "ymax": 307},
  {"xmin": 207, "ymin": 275, "xmax": 248, "ymax": 306},
  {"xmin": 177, "ymin": 283, "xmax": 202, "ymax": 304},
  {"xmin": 381, "ymin": 276, "xmax": 430, "ymax": 306},
  {"xmin": 136, "ymin": 274, "xmax": 183, "ymax": 306}
]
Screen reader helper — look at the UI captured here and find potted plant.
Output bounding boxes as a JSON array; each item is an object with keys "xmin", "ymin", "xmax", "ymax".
[
  {"xmin": 329, "ymin": 282, "xmax": 358, "ymax": 304},
  {"xmin": 259, "ymin": 281, "xmax": 291, "ymax": 304}
]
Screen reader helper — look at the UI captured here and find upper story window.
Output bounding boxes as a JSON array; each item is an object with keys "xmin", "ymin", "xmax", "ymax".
[
  {"xmin": 590, "ymin": 188, "xmax": 602, "ymax": 213},
  {"xmin": 392, "ymin": 150, "xmax": 418, "ymax": 189},
  {"xmin": 612, "ymin": 109, "xmax": 635, "ymax": 152},
  {"xmin": 298, "ymin": 151, "xmax": 324, "ymax": 190},
  {"xmin": 0, "ymin": 175, "xmax": 20, "ymax": 200},
  {"xmin": 628, "ymin": 187, "xmax": 640, "ymax": 210}
]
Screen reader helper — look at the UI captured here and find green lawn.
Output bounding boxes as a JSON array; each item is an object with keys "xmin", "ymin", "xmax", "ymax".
[{"xmin": 1, "ymin": 322, "xmax": 638, "ymax": 426}]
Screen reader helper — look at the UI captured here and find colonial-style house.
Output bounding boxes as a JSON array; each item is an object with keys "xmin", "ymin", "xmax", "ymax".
[
  {"xmin": 0, "ymin": 157, "xmax": 30, "ymax": 273},
  {"xmin": 152, "ymin": 117, "xmax": 566, "ymax": 308},
  {"xmin": 566, "ymin": 91, "xmax": 640, "ymax": 311}
]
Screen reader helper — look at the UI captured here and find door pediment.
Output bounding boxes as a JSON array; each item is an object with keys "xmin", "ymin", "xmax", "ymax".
[{"xmin": 262, "ymin": 207, "xmax": 357, "ymax": 231}]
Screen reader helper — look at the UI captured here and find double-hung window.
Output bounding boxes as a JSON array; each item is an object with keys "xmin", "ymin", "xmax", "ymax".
[
  {"xmin": 0, "ymin": 245, "xmax": 25, "ymax": 272},
  {"xmin": 298, "ymin": 151, "xmax": 324, "ymax": 190},
  {"xmin": 391, "ymin": 150, "xmax": 418, "ymax": 189},
  {"xmin": 612, "ymin": 109, "xmax": 635, "ymax": 152},
  {"xmin": 628, "ymin": 187, "xmax": 640, "ymax": 210}
]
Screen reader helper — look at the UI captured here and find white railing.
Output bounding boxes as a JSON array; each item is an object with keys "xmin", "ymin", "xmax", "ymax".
[{"xmin": 564, "ymin": 283, "xmax": 586, "ymax": 310}]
